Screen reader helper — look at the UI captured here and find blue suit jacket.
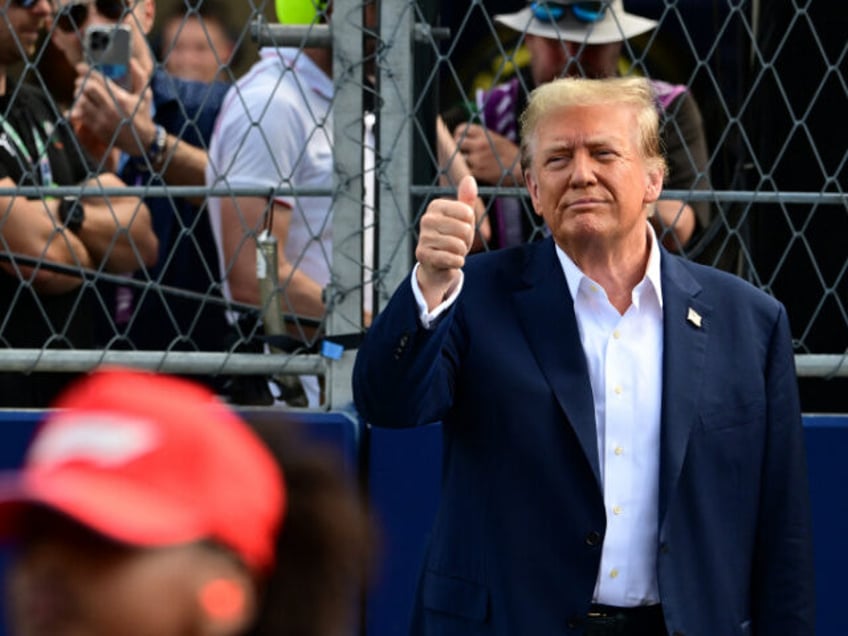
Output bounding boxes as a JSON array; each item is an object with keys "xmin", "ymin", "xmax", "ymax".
[{"xmin": 353, "ymin": 237, "xmax": 815, "ymax": 636}]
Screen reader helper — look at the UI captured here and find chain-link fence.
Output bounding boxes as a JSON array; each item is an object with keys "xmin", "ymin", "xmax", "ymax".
[{"xmin": 0, "ymin": 0, "xmax": 845, "ymax": 410}]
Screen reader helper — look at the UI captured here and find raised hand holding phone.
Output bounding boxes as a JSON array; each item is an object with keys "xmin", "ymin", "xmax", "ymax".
[
  {"xmin": 71, "ymin": 54, "xmax": 152, "ymax": 168},
  {"xmin": 415, "ymin": 175, "xmax": 478, "ymax": 310}
]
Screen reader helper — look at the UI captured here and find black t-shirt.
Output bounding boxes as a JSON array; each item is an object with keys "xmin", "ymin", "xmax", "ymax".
[{"xmin": 0, "ymin": 79, "xmax": 95, "ymax": 407}]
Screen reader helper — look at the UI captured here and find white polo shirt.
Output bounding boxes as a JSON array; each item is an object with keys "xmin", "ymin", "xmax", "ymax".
[
  {"xmin": 207, "ymin": 47, "xmax": 334, "ymax": 308},
  {"xmin": 207, "ymin": 48, "xmax": 334, "ymax": 407}
]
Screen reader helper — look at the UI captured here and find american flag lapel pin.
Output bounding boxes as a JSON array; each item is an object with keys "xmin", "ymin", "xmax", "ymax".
[{"xmin": 687, "ymin": 307, "xmax": 702, "ymax": 328}]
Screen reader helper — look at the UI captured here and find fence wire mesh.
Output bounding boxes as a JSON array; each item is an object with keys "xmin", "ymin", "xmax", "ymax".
[{"xmin": 0, "ymin": 0, "xmax": 845, "ymax": 410}]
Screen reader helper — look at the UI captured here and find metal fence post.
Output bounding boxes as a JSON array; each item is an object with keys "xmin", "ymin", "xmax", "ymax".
[
  {"xmin": 327, "ymin": 0, "xmax": 366, "ymax": 409},
  {"xmin": 375, "ymin": 0, "xmax": 415, "ymax": 312}
]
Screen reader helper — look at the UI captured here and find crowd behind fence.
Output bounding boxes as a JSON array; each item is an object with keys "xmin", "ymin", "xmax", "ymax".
[{"xmin": 0, "ymin": 0, "xmax": 845, "ymax": 411}]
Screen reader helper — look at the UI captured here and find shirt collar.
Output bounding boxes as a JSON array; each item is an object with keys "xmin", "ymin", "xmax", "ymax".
[
  {"xmin": 555, "ymin": 222, "xmax": 664, "ymax": 309},
  {"xmin": 260, "ymin": 47, "xmax": 333, "ymax": 100}
]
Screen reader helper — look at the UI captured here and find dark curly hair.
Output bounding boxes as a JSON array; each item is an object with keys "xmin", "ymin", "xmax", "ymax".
[{"xmin": 245, "ymin": 417, "xmax": 378, "ymax": 636}]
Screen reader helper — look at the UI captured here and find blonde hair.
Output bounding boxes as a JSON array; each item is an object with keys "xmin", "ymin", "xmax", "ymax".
[{"xmin": 519, "ymin": 76, "xmax": 667, "ymax": 175}]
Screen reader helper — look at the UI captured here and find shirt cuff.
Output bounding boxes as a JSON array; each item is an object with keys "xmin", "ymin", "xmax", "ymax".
[{"xmin": 411, "ymin": 263, "xmax": 464, "ymax": 330}]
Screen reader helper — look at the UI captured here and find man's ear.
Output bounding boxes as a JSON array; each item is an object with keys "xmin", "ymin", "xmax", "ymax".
[{"xmin": 643, "ymin": 162, "xmax": 665, "ymax": 205}]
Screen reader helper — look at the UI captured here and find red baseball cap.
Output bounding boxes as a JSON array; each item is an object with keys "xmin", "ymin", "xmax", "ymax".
[{"xmin": 0, "ymin": 367, "xmax": 286, "ymax": 575}]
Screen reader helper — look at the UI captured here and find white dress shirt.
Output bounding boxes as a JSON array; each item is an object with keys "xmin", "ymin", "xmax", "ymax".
[
  {"xmin": 412, "ymin": 226, "xmax": 664, "ymax": 606},
  {"xmin": 557, "ymin": 226, "xmax": 663, "ymax": 606}
]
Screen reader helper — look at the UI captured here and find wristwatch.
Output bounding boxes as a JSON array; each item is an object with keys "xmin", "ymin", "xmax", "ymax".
[
  {"xmin": 58, "ymin": 196, "xmax": 84, "ymax": 234},
  {"xmin": 148, "ymin": 124, "xmax": 168, "ymax": 171},
  {"xmin": 132, "ymin": 124, "xmax": 168, "ymax": 173}
]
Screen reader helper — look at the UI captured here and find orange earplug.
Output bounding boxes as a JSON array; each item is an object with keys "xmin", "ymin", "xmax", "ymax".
[{"xmin": 199, "ymin": 578, "xmax": 246, "ymax": 621}]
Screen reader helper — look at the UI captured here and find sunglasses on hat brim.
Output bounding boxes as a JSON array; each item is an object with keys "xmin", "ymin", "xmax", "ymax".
[
  {"xmin": 53, "ymin": 0, "xmax": 126, "ymax": 33},
  {"xmin": 529, "ymin": 1, "xmax": 607, "ymax": 24}
]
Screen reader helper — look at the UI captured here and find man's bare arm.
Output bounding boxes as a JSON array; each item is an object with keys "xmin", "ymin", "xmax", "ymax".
[
  {"xmin": 76, "ymin": 172, "xmax": 158, "ymax": 272},
  {"xmin": 0, "ymin": 177, "xmax": 93, "ymax": 294},
  {"xmin": 218, "ymin": 196, "xmax": 326, "ymax": 322}
]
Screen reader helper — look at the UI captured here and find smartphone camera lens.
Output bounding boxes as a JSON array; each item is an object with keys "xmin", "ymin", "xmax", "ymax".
[{"xmin": 90, "ymin": 31, "xmax": 109, "ymax": 51}]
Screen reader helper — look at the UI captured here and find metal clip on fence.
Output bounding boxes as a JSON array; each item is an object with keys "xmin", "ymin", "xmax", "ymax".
[
  {"xmin": 256, "ymin": 230, "xmax": 284, "ymax": 337},
  {"xmin": 256, "ymin": 229, "xmax": 308, "ymax": 406}
]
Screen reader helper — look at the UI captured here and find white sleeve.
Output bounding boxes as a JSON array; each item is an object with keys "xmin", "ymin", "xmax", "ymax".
[{"xmin": 410, "ymin": 263, "xmax": 464, "ymax": 330}]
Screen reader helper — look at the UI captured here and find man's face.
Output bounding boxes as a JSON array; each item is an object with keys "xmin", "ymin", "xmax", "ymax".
[
  {"xmin": 525, "ymin": 33, "xmax": 622, "ymax": 85},
  {"xmin": 160, "ymin": 15, "xmax": 232, "ymax": 84},
  {"xmin": 6, "ymin": 511, "xmax": 214, "ymax": 636},
  {"xmin": 0, "ymin": 0, "xmax": 52, "ymax": 65},
  {"xmin": 524, "ymin": 102, "xmax": 663, "ymax": 256},
  {"xmin": 50, "ymin": 0, "xmax": 151, "ymax": 68}
]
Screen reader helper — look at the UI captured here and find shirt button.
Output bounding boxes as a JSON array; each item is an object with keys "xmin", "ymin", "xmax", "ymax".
[
  {"xmin": 585, "ymin": 531, "xmax": 602, "ymax": 546},
  {"xmin": 614, "ymin": 386, "xmax": 623, "ymax": 395},
  {"xmin": 610, "ymin": 568, "xmax": 619, "ymax": 579},
  {"xmin": 612, "ymin": 329, "xmax": 621, "ymax": 339},
  {"xmin": 614, "ymin": 446, "xmax": 624, "ymax": 456},
  {"xmin": 613, "ymin": 505, "xmax": 623, "ymax": 515}
]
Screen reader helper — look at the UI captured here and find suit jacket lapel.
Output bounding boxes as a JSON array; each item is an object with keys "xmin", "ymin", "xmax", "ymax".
[
  {"xmin": 658, "ymin": 252, "xmax": 710, "ymax": 526},
  {"xmin": 513, "ymin": 239, "xmax": 602, "ymax": 490}
]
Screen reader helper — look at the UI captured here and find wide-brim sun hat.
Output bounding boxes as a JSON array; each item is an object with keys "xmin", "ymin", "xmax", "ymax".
[{"xmin": 495, "ymin": 1, "xmax": 658, "ymax": 45}]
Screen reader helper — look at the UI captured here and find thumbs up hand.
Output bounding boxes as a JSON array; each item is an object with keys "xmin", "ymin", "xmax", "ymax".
[{"xmin": 415, "ymin": 175, "xmax": 478, "ymax": 311}]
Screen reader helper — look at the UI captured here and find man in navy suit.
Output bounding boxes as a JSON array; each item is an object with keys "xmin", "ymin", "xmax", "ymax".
[{"xmin": 353, "ymin": 77, "xmax": 815, "ymax": 635}]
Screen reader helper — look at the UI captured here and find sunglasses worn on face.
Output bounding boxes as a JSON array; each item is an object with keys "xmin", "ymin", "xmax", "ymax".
[
  {"xmin": 55, "ymin": 0, "xmax": 125, "ymax": 33},
  {"xmin": 529, "ymin": 1, "xmax": 607, "ymax": 24}
]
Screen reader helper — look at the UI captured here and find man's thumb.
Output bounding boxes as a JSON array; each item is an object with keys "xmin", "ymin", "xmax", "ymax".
[{"xmin": 457, "ymin": 174, "xmax": 478, "ymax": 208}]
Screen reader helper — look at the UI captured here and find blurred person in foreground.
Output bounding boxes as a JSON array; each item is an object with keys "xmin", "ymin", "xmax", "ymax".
[
  {"xmin": 354, "ymin": 77, "xmax": 814, "ymax": 634},
  {"xmin": 449, "ymin": 0, "xmax": 713, "ymax": 259},
  {"xmin": 0, "ymin": 366, "xmax": 373, "ymax": 636},
  {"xmin": 157, "ymin": 0, "xmax": 237, "ymax": 84},
  {"xmin": 0, "ymin": 0, "xmax": 157, "ymax": 407},
  {"xmin": 49, "ymin": 0, "xmax": 233, "ymax": 370}
]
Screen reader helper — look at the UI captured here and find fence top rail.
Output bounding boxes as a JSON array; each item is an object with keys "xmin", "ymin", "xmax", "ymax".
[
  {"xmin": 0, "ymin": 350, "xmax": 327, "ymax": 376},
  {"xmin": 414, "ymin": 187, "xmax": 848, "ymax": 206},
  {"xmin": 0, "ymin": 350, "xmax": 842, "ymax": 378},
  {"xmin": 4, "ymin": 185, "xmax": 845, "ymax": 207}
]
